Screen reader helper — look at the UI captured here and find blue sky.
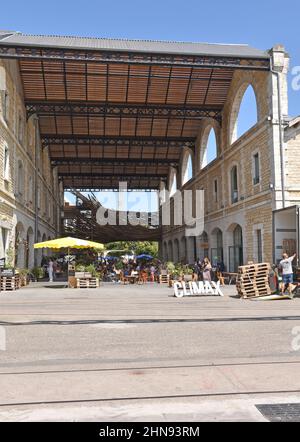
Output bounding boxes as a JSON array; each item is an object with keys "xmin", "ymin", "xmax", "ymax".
[{"xmin": 2, "ymin": 0, "xmax": 299, "ymax": 210}]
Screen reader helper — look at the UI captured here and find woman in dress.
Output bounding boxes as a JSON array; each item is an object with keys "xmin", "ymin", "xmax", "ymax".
[{"xmin": 202, "ymin": 257, "xmax": 212, "ymax": 282}]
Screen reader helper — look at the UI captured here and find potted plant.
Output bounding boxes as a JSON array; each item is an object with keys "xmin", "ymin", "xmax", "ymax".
[
  {"xmin": 16, "ymin": 268, "xmax": 30, "ymax": 286},
  {"xmin": 31, "ymin": 267, "xmax": 45, "ymax": 282},
  {"xmin": 183, "ymin": 265, "xmax": 194, "ymax": 282}
]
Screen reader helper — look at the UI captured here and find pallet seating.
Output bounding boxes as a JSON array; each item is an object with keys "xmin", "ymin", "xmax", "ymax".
[
  {"xmin": 0, "ymin": 275, "xmax": 20, "ymax": 291},
  {"xmin": 75, "ymin": 272, "xmax": 99, "ymax": 289},
  {"xmin": 159, "ymin": 271, "xmax": 170, "ymax": 284},
  {"xmin": 237, "ymin": 263, "xmax": 272, "ymax": 299},
  {"xmin": 76, "ymin": 277, "xmax": 99, "ymax": 289}
]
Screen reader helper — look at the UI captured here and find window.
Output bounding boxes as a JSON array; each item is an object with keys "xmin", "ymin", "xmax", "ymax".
[
  {"xmin": 230, "ymin": 166, "xmax": 238, "ymax": 204},
  {"xmin": 3, "ymin": 144, "xmax": 10, "ymax": 181},
  {"xmin": 213, "ymin": 179, "xmax": 218, "ymax": 203},
  {"xmin": 0, "ymin": 228, "xmax": 8, "ymax": 258},
  {"xmin": 253, "ymin": 152, "xmax": 260, "ymax": 185},
  {"xmin": 18, "ymin": 114, "xmax": 23, "ymax": 144},
  {"xmin": 28, "ymin": 176, "xmax": 33, "ymax": 203},
  {"xmin": 256, "ymin": 229, "xmax": 263, "ymax": 263},
  {"xmin": 2, "ymin": 91, "xmax": 9, "ymax": 122},
  {"xmin": 17, "ymin": 160, "xmax": 24, "ymax": 198}
]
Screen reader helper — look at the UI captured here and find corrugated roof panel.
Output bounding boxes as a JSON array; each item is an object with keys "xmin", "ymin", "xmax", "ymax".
[{"xmin": 0, "ymin": 31, "xmax": 269, "ymax": 58}]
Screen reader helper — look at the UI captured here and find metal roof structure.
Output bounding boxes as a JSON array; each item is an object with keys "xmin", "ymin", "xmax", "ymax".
[{"xmin": 0, "ymin": 31, "xmax": 271, "ymax": 190}]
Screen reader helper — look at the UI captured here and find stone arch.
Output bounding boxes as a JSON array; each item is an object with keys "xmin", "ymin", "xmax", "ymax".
[
  {"xmin": 181, "ymin": 148, "xmax": 194, "ymax": 186},
  {"xmin": 229, "ymin": 82, "xmax": 259, "ymax": 145},
  {"xmin": 199, "ymin": 120, "xmax": 221, "ymax": 170}
]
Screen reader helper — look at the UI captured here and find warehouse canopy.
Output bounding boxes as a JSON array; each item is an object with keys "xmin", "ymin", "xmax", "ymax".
[{"xmin": 0, "ymin": 31, "xmax": 270, "ymax": 190}]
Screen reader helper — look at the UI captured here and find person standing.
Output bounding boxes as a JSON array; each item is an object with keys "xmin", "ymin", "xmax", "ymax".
[
  {"xmin": 279, "ymin": 253, "xmax": 297, "ymax": 296},
  {"xmin": 202, "ymin": 257, "xmax": 212, "ymax": 283},
  {"xmin": 48, "ymin": 259, "xmax": 54, "ymax": 282}
]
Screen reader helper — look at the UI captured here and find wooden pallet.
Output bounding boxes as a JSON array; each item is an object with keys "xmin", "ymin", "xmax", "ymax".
[
  {"xmin": 237, "ymin": 262, "xmax": 271, "ymax": 299},
  {"xmin": 159, "ymin": 274, "xmax": 170, "ymax": 284},
  {"xmin": 76, "ymin": 278, "xmax": 99, "ymax": 289},
  {"xmin": 0, "ymin": 276, "xmax": 20, "ymax": 291},
  {"xmin": 238, "ymin": 263, "xmax": 271, "ymax": 275}
]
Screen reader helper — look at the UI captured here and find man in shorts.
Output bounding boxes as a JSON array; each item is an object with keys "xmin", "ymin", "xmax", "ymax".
[{"xmin": 279, "ymin": 253, "xmax": 297, "ymax": 296}]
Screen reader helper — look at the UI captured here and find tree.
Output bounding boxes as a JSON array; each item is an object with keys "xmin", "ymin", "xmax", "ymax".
[{"xmin": 106, "ymin": 241, "xmax": 158, "ymax": 258}]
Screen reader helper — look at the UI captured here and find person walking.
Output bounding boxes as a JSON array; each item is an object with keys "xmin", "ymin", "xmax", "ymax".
[{"xmin": 279, "ymin": 253, "xmax": 297, "ymax": 296}]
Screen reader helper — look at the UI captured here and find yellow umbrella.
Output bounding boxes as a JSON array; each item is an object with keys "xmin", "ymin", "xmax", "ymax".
[
  {"xmin": 34, "ymin": 236, "xmax": 104, "ymax": 250},
  {"xmin": 34, "ymin": 237, "xmax": 105, "ymax": 285}
]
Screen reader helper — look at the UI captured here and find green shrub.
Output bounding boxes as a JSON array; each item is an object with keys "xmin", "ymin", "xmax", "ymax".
[{"xmin": 31, "ymin": 267, "xmax": 45, "ymax": 281}]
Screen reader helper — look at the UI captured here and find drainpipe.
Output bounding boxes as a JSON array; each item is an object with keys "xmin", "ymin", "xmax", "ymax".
[{"xmin": 271, "ymin": 58, "xmax": 286, "ymax": 208}]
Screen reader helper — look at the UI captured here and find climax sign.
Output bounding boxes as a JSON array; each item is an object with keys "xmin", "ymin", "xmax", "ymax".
[{"xmin": 173, "ymin": 281, "xmax": 224, "ymax": 298}]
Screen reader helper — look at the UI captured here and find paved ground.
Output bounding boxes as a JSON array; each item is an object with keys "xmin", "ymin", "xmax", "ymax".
[{"xmin": 0, "ymin": 282, "xmax": 300, "ymax": 421}]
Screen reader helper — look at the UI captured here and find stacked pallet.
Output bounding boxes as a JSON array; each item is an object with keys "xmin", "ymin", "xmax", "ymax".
[
  {"xmin": 237, "ymin": 263, "xmax": 271, "ymax": 299},
  {"xmin": 76, "ymin": 278, "xmax": 99, "ymax": 289},
  {"xmin": 159, "ymin": 272, "xmax": 170, "ymax": 284},
  {"xmin": 0, "ymin": 275, "xmax": 20, "ymax": 291}
]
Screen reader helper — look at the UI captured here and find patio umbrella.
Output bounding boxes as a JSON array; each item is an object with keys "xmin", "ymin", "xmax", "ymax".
[
  {"xmin": 34, "ymin": 236, "xmax": 105, "ymax": 250},
  {"xmin": 136, "ymin": 254, "xmax": 153, "ymax": 260},
  {"xmin": 34, "ymin": 237, "xmax": 105, "ymax": 283}
]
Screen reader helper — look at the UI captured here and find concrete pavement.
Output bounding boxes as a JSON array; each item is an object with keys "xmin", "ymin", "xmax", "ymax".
[{"xmin": 0, "ymin": 282, "xmax": 300, "ymax": 421}]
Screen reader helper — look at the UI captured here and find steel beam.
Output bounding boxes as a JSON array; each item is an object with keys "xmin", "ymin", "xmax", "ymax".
[
  {"xmin": 52, "ymin": 158, "xmax": 178, "ymax": 166},
  {"xmin": 0, "ymin": 44, "xmax": 270, "ymax": 70},
  {"xmin": 26, "ymin": 101, "xmax": 223, "ymax": 121},
  {"xmin": 42, "ymin": 135, "xmax": 195, "ymax": 149}
]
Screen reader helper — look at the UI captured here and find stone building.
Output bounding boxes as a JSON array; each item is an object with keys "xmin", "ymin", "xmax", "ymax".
[
  {"xmin": 161, "ymin": 45, "xmax": 300, "ymax": 270},
  {"xmin": 0, "ymin": 58, "xmax": 62, "ymax": 269},
  {"xmin": 0, "ymin": 32, "xmax": 299, "ymax": 272}
]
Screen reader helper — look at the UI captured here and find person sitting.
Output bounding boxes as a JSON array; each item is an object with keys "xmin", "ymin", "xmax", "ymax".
[{"xmin": 216, "ymin": 260, "xmax": 225, "ymax": 286}]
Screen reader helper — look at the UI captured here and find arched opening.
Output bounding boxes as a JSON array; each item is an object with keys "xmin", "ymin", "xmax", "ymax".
[
  {"xmin": 230, "ymin": 84, "xmax": 258, "ymax": 144},
  {"xmin": 182, "ymin": 151, "xmax": 193, "ymax": 185},
  {"xmin": 211, "ymin": 228, "xmax": 223, "ymax": 265},
  {"xmin": 186, "ymin": 236, "xmax": 196, "ymax": 264},
  {"xmin": 163, "ymin": 241, "xmax": 168, "ymax": 261},
  {"xmin": 15, "ymin": 222, "xmax": 25, "ymax": 268},
  {"xmin": 173, "ymin": 239, "xmax": 180, "ymax": 263},
  {"xmin": 180, "ymin": 237, "xmax": 187, "ymax": 263},
  {"xmin": 169, "ymin": 170, "xmax": 177, "ymax": 197},
  {"xmin": 200, "ymin": 127, "xmax": 218, "ymax": 169},
  {"xmin": 25, "ymin": 227, "xmax": 34, "ymax": 269},
  {"xmin": 228, "ymin": 224, "xmax": 244, "ymax": 272},
  {"xmin": 168, "ymin": 241, "xmax": 173, "ymax": 262}
]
